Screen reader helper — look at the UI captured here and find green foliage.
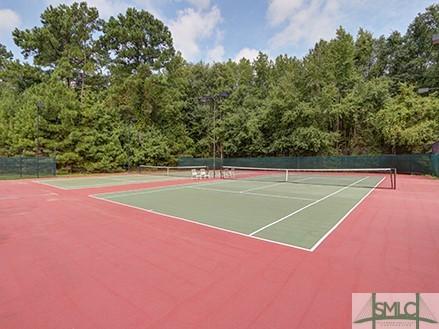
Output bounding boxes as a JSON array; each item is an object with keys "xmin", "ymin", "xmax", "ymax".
[
  {"xmin": 0, "ymin": 43, "xmax": 13, "ymax": 70},
  {"xmin": 355, "ymin": 29, "xmax": 374, "ymax": 79},
  {"xmin": 404, "ymin": 4, "xmax": 439, "ymax": 88},
  {"xmin": 375, "ymin": 85, "xmax": 439, "ymax": 153},
  {"xmin": 0, "ymin": 85, "xmax": 18, "ymax": 155},
  {"xmin": 12, "ymin": 2, "xmax": 103, "ymax": 91},
  {"xmin": 1, "ymin": 43, "xmax": 45, "ymax": 92},
  {"xmin": 1, "ymin": 61, "xmax": 45, "ymax": 93},
  {"xmin": 0, "ymin": 2, "xmax": 438, "ymax": 172},
  {"xmin": 8, "ymin": 80, "xmax": 79, "ymax": 158},
  {"xmin": 101, "ymin": 8, "xmax": 175, "ymax": 75},
  {"xmin": 75, "ymin": 102, "xmax": 126, "ymax": 171}
]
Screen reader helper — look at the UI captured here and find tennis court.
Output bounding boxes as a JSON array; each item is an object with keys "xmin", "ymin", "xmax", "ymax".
[
  {"xmin": 3, "ymin": 165, "xmax": 438, "ymax": 329},
  {"xmin": 37, "ymin": 165, "xmax": 208, "ymax": 189},
  {"xmin": 92, "ymin": 167, "xmax": 391, "ymax": 250},
  {"xmin": 37, "ymin": 173, "xmax": 179, "ymax": 189}
]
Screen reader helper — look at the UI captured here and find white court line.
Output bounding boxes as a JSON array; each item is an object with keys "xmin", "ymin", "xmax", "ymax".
[
  {"xmin": 35, "ymin": 177, "xmax": 128, "ymax": 190},
  {"xmin": 249, "ymin": 176, "xmax": 370, "ymax": 236},
  {"xmin": 33, "ymin": 180, "xmax": 70, "ymax": 190},
  {"xmin": 309, "ymin": 177, "xmax": 384, "ymax": 251},
  {"xmin": 239, "ymin": 182, "xmax": 285, "ymax": 193},
  {"xmin": 107, "ymin": 176, "xmax": 169, "ymax": 182},
  {"xmin": 89, "ymin": 194, "xmax": 312, "ymax": 252},
  {"xmin": 38, "ymin": 175, "xmax": 130, "ymax": 182},
  {"xmin": 96, "ymin": 179, "xmax": 239, "ymax": 198},
  {"xmin": 90, "ymin": 176, "xmax": 383, "ymax": 252},
  {"xmin": 245, "ymin": 191, "xmax": 314, "ymax": 201},
  {"xmin": 189, "ymin": 186, "xmax": 315, "ymax": 201},
  {"xmin": 36, "ymin": 175, "xmax": 176, "ymax": 190},
  {"xmin": 288, "ymin": 176, "xmax": 316, "ymax": 183},
  {"xmin": 236, "ymin": 175, "xmax": 325, "ymax": 194}
]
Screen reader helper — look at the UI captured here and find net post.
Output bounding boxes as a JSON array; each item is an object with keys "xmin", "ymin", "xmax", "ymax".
[
  {"xmin": 390, "ymin": 168, "xmax": 395, "ymax": 189},
  {"xmin": 416, "ymin": 293, "xmax": 420, "ymax": 329},
  {"xmin": 389, "ymin": 168, "xmax": 396, "ymax": 190},
  {"xmin": 285, "ymin": 169, "xmax": 288, "ymax": 182},
  {"xmin": 52, "ymin": 157, "xmax": 56, "ymax": 176}
]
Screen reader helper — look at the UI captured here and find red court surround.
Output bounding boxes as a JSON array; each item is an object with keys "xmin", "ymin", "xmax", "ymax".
[{"xmin": 0, "ymin": 175, "xmax": 438, "ymax": 328}]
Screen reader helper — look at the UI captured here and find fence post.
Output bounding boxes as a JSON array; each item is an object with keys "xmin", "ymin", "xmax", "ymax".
[
  {"xmin": 36, "ymin": 156, "xmax": 40, "ymax": 178},
  {"xmin": 20, "ymin": 156, "xmax": 23, "ymax": 178}
]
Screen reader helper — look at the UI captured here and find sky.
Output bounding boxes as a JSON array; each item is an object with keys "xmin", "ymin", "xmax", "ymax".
[{"xmin": 0, "ymin": 0, "xmax": 435, "ymax": 63}]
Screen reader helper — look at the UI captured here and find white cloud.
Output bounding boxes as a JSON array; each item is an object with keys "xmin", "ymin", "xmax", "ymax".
[
  {"xmin": 207, "ymin": 44, "xmax": 224, "ymax": 62},
  {"xmin": 0, "ymin": 9, "xmax": 20, "ymax": 35},
  {"xmin": 185, "ymin": 0, "xmax": 211, "ymax": 10},
  {"xmin": 267, "ymin": 0, "xmax": 304, "ymax": 26},
  {"xmin": 133, "ymin": 0, "xmax": 164, "ymax": 19},
  {"xmin": 234, "ymin": 48, "xmax": 260, "ymax": 62},
  {"xmin": 44, "ymin": 0, "xmax": 147, "ymax": 19},
  {"xmin": 169, "ymin": 6, "xmax": 221, "ymax": 61},
  {"xmin": 268, "ymin": 0, "xmax": 341, "ymax": 49},
  {"xmin": 84, "ymin": 0, "xmax": 131, "ymax": 18}
]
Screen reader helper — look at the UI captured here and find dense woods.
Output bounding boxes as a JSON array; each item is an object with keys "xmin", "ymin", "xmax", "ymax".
[{"xmin": 1, "ymin": 2, "xmax": 439, "ymax": 172}]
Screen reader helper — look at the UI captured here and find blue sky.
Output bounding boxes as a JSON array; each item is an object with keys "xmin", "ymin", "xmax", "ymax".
[{"xmin": 0, "ymin": 0, "xmax": 435, "ymax": 63}]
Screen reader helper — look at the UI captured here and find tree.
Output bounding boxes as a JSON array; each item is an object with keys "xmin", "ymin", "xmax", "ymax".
[
  {"xmin": 0, "ymin": 43, "xmax": 13, "ymax": 71},
  {"xmin": 13, "ymin": 2, "xmax": 103, "ymax": 92},
  {"xmin": 370, "ymin": 31, "xmax": 410, "ymax": 84},
  {"xmin": 404, "ymin": 4, "xmax": 439, "ymax": 88},
  {"xmin": 0, "ymin": 85, "xmax": 19, "ymax": 155},
  {"xmin": 100, "ymin": 8, "xmax": 175, "ymax": 76},
  {"xmin": 334, "ymin": 78, "xmax": 391, "ymax": 153},
  {"xmin": 253, "ymin": 52, "xmax": 273, "ymax": 98},
  {"xmin": 354, "ymin": 29, "xmax": 374, "ymax": 79},
  {"xmin": 2, "ymin": 2, "xmax": 439, "ymax": 171},
  {"xmin": 74, "ymin": 101, "xmax": 127, "ymax": 171},
  {"xmin": 375, "ymin": 84, "xmax": 439, "ymax": 153},
  {"xmin": 0, "ymin": 61, "xmax": 45, "ymax": 93},
  {"xmin": 329, "ymin": 27, "xmax": 359, "ymax": 97},
  {"xmin": 8, "ymin": 80, "xmax": 80, "ymax": 161}
]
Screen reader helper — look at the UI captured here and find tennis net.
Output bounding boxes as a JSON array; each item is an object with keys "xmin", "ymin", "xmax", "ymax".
[
  {"xmin": 221, "ymin": 166, "xmax": 396, "ymax": 189},
  {"xmin": 138, "ymin": 165, "xmax": 209, "ymax": 178}
]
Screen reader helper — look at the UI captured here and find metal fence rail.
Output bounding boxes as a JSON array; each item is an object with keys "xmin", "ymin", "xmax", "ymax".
[{"xmin": 0, "ymin": 156, "xmax": 56, "ymax": 179}]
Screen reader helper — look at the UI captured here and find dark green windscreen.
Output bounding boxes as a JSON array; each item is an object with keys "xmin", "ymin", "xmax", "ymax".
[
  {"xmin": 0, "ymin": 157, "xmax": 56, "ymax": 179},
  {"xmin": 179, "ymin": 154, "xmax": 439, "ymax": 177}
]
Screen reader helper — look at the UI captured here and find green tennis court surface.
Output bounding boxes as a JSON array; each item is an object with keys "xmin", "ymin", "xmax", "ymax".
[
  {"xmin": 38, "ymin": 174, "xmax": 177, "ymax": 189},
  {"xmin": 93, "ymin": 175, "xmax": 384, "ymax": 250}
]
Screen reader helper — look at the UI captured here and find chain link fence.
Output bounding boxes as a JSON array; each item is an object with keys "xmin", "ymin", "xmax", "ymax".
[
  {"xmin": 179, "ymin": 154, "xmax": 439, "ymax": 177},
  {"xmin": 0, "ymin": 157, "xmax": 56, "ymax": 179}
]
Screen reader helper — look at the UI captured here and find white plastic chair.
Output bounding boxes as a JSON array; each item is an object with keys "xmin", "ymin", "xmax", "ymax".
[
  {"xmin": 221, "ymin": 168, "xmax": 233, "ymax": 179},
  {"xmin": 200, "ymin": 168, "xmax": 209, "ymax": 179},
  {"xmin": 192, "ymin": 169, "xmax": 200, "ymax": 179}
]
